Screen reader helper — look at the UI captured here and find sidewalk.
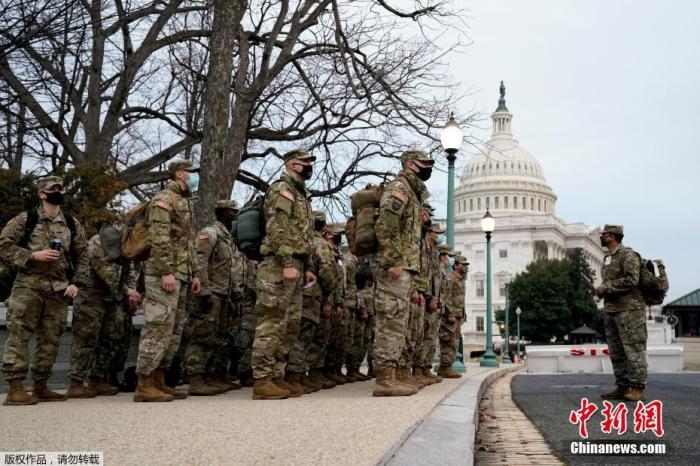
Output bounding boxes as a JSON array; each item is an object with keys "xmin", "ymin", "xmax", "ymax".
[{"xmin": 2, "ymin": 364, "xmax": 492, "ymax": 466}]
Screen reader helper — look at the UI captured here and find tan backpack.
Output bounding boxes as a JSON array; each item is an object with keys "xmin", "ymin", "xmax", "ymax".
[
  {"xmin": 346, "ymin": 184, "xmax": 383, "ymax": 257},
  {"xmin": 121, "ymin": 202, "xmax": 150, "ymax": 262}
]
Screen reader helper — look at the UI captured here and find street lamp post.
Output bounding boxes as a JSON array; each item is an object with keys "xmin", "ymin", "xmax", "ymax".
[
  {"xmin": 440, "ymin": 113, "xmax": 464, "ymax": 249},
  {"xmin": 516, "ymin": 306, "xmax": 522, "ymax": 363},
  {"xmin": 480, "ymin": 210, "xmax": 499, "ymax": 367},
  {"xmin": 503, "ymin": 283, "xmax": 512, "ymax": 364}
]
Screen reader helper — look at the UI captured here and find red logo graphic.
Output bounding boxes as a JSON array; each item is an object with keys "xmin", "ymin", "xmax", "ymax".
[
  {"xmin": 633, "ymin": 400, "xmax": 664, "ymax": 438},
  {"xmin": 600, "ymin": 401, "xmax": 629, "ymax": 435},
  {"xmin": 569, "ymin": 397, "xmax": 598, "ymax": 439},
  {"xmin": 569, "ymin": 398, "xmax": 665, "ymax": 438}
]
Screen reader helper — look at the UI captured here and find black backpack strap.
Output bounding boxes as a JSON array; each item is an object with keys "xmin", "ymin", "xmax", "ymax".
[
  {"xmin": 18, "ymin": 209, "xmax": 39, "ymax": 249},
  {"xmin": 62, "ymin": 211, "xmax": 79, "ymax": 269}
]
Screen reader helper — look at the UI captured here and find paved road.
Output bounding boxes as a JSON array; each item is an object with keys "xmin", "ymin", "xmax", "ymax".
[{"xmin": 511, "ymin": 373, "xmax": 700, "ymax": 466}]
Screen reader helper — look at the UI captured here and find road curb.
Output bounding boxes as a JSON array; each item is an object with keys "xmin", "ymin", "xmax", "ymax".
[{"xmin": 379, "ymin": 364, "xmax": 522, "ymax": 466}]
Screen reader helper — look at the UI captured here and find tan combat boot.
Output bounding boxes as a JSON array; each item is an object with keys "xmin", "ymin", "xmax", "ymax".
[
  {"xmin": 422, "ymin": 367, "xmax": 443, "ymax": 384},
  {"xmin": 623, "ymin": 387, "xmax": 646, "ymax": 402},
  {"xmin": 153, "ymin": 368, "xmax": 188, "ymax": 399},
  {"xmin": 275, "ymin": 376, "xmax": 303, "ymax": 397},
  {"xmin": 313, "ymin": 369, "xmax": 336, "ymax": 389},
  {"xmin": 301, "ymin": 372, "xmax": 321, "ymax": 393},
  {"xmin": 204, "ymin": 374, "xmax": 232, "ymax": 393},
  {"xmin": 601, "ymin": 385, "xmax": 629, "ymax": 400},
  {"xmin": 252, "ymin": 376, "xmax": 290, "ymax": 400},
  {"xmin": 188, "ymin": 374, "xmax": 222, "ymax": 396},
  {"xmin": 89, "ymin": 377, "xmax": 119, "ymax": 396},
  {"xmin": 323, "ymin": 368, "xmax": 345, "ymax": 385},
  {"xmin": 3, "ymin": 379, "xmax": 38, "ymax": 406},
  {"xmin": 133, "ymin": 373, "xmax": 174, "ymax": 402},
  {"xmin": 372, "ymin": 368, "xmax": 418, "ymax": 397},
  {"xmin": 397, "ymin": 367, "xmax": 424, "ymax": 390},
  {"xmin": 31, "ymin": 380, "xmax": 67, "ymax": 402},
  {"xmin": 285, "ymin": 372, "xmax": 307, "ymax": 395},
  {"xmin": 66, "ymin": 379, "xmax": 98, "ymax": 398},
  {"xmin": 413, "ymin": 366, "xmax": 436, "ymax": 386},
  {"xmin": 437, "ymin": 365, "xmax": 462, "ymax": 379}
]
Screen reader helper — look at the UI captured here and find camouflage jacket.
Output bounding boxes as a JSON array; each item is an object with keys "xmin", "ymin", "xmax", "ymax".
[
  {"xmin": 144, "ymin": 181, "xmax": 199, "ymax": 281},
  {"xmin": 302, "ymin": 232, "xmax": 337, "ymax": 322},
  {"xmin": 374, "ymin": 171, "xmax": 428, "ymax": 273},
  {"xmin": 243, "ymin": 259, "xmax": 257, "ymax": 297},
  {"xmin": 357, "ymin": 287, "xmax": 375, "ymax": 317},
  {"xmin": 331, "ymin": 247, "xmax": 346, "ymax": 307},
  {"xmin": 445, "ymin": 270, "xmax": 466, "ymax": 319},
  {"xmin": 342, "ymin": 248, "xmax": 359, "ymax": 313},
  {"xmin": 0, "ymin": 206, "xmax": 89, "ymax": 292},
  {"xmin": 260, "ymin": 171, "xmax": 313, "ymax": 269},
  {"xmin": 196, "ymin": 221, "xmax": 242, "ymax": 297},
  {"xmin": 415, "ymin": 235, "xmax": 433, "ymax": 295},
  {"xmin": 79, "ymin": 234, "xmax": 136, "ymax": 301},
  {"xmin": 437, "ymin": 266, "xmax": 448, "ymax": 314},
  {"xmin": 601, "ymin": 244, "xmax": 645, "ymax": 312}
]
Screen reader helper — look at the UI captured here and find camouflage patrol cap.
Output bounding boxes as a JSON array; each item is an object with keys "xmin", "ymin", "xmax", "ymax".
[
  {"xmin": 401, "ymin": 150, "xmax": 434, "ymax": 165},
  {"xmin": 168, "ymin": 159, "xmax": 199, "ymax": 174},
  {"xmin": 215, "ymin": 200, "xmax": 238, "ymax": 210},
  {"xmin": 601, "ymin": 224, "xmax": 624, "ymax": 235},
  {"xmin": 313, "ymin": 211, "xmax": 327, "ymax": 223},
  {"xmin": 454, "ymin": 255, "xmax": 469, "ymax": 265},
  {"xmin": 421, "ymin": 201, "xmax": 435, "ymax": 213},
  {"xmin": 326, "ymin": 222, "xmax": 346, "ymax": 234},
  {"xmin": 36, "ymin": 175, "xmax": 64, "ymax": 192},
  {"xmin": 428, "ymin": 222, "xmax": 445, "ymax": 233},
  {"xmin": 283, "ymin": 149, "xmax": 317, "ymax": 163},
  {"xmin": 437, "ymin": 244, "xmax": 456, "ymax": 256}
]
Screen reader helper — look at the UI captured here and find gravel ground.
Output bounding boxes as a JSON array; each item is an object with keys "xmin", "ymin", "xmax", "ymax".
[{"xmin": 1, "ymin": 366, "xmax": 487, "ymax": 466}]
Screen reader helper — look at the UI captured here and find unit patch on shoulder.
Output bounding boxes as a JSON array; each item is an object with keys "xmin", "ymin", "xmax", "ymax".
[
  {"xmin": 198, "ymin": 233, "xmax": 209, "ymax": 240},
  {"xmin": 392, "ymin": 191, "xmax": 407, "ymax": 203},
  {"xmin": 282, "ymin": 191, "xmax": 295, "ymax": 202},
  {"xmin": 155, "ymin": 200, "xmax": 170, "ymax": 210}
]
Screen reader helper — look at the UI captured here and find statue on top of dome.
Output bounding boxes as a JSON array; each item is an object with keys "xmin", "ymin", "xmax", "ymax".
[{"xmin": 496, "ymin": 80, "xmax": 509, "ymax": 112}]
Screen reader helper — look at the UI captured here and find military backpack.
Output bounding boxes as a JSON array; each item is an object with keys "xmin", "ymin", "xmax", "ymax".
[
  {"xmin": 637, "ymin": 255, "xmax": 669, "ymax": 305},
  {"xmin": 346, "ymin": 184, "xmax": 384, "ymax": 257},
  {"xmin": 232, "ymin": 194, "xmax": 266, "ymax": 261}
]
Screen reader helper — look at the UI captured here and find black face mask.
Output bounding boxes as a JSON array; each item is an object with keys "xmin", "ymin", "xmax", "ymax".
[
  {"xmin": 333, "ymin": 234, "xmax": 343, "ymax": 246},
  {"xmin": 44, "ymin": 192, "xmax": 64, "ymax": 206},
  {"xmin": 314, "ymin": 220, "xmax": 326, "ymax": 232},
  {"xmin": 298, "ymin": 165, "xmax": 313, "ymax": 180},
  {"xmin": 416, "ymin": 166, "xmax": 432, "ymax": 181}
]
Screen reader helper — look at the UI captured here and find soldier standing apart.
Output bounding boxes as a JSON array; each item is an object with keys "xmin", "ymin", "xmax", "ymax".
[
  {"xmin": 1, "ymin": 176, "xmax": 89, "ymax": 405},
  {"xmin": 67, "ymin": 225, "xmax": 140, "ymax": 398},
  {"xmin": 134, "ymin": 160, "xmax": 201, "ymax": 402},
  {"xmin": 251, "ymin": 149, "xmax": 316, "ymax": 400},
  {"xmin": 597, "ymin": 225, "xmax": 647, "ymax": 402},
  {"xmin": 185, "ymin": 200, "xmax": 240, "ymax": 396},
  {"xmin": 234, "ymin": 258, "xmax": 258, "ymax": 386},
  {"xmin": 373, "ymin": 150, "xmax": 433, "ymax": 397},
  {"xmin": 438, "ymin": 255, "xmax": 468, "ymax": 378}
]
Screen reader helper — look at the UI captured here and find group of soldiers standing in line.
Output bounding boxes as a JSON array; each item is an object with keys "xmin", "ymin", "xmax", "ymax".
[{"xmin": 1, "ymin": 148, "xmax": 469, "ymax": 405}]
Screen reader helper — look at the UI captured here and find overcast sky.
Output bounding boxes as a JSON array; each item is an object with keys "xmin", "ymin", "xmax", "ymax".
[{"xmin": 424, "ymin": 0, "xmax": 700, "ymax": 301}]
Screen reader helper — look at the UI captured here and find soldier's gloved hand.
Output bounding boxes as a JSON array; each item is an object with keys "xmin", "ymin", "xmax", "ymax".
[
  {"xmin": 283, "ymin": 266, "xmax": 300, "ymax": 283},
  {"xmin": 161, "ymin": 273, "xmax": 176, "ymax": 293},
  {"xmin": 388, "ymin": 266, "xmax": 403, "ymax": 280},
  {"xmin": 32, "ymin": 249, "xmax": 60, "ymax": 262},
  {"xmin": 126, "ymin": 288, "xmax": 142, "ymax": 303},
  {"xmin": 322, "ymin": 302, "xmax": 333, "ymax": 318},
  {"xmin": 190, "ymin": 277, "xmax": 202, "ymax": 295},
  {"xmin": 447, "ymin": 315, "xmax": 456, "ymax": 324},
  {"xmin": 64, "ymin": 284, "xmax": 78, "ymax": 299}
]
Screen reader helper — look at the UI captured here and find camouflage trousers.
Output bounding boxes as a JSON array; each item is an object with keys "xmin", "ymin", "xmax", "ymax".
[
  {"xmin": 308, "ymin": 316, "xmax": 332, "ymax": 370},
  {"xmin": 251, "ymin": 256, "xmax": 303, "ymax": 379},
  {"xmin": 185, "ymin": 294, "xmax": 228, "ymax": 375},
  {"xmin": 346, "ymin": 312, "xmax": 370, "ymax": 369},
  {"xmin": 325, "ymin": 311, "xmax": 349, "ymax": 369},
  {"xmin": 106, "ymin": 306, "xmax": 133, "ymax": 379},
  {"xmin": 439, "ymin": 316, "xmax": 462, "ymax": 367},
  {"xmin": 372, "ymin": 269, "xmax": 413, "ymax": 371},
  {"xmin": 288, "ymin": 317, "xmax": 317, "ymax": 373},
  {"xmin": 136, "ymin": 274, "xmax": 189, "ymax": 376},
  {"xmin": 366, "ymin": 316, "xmax": 376, "ymax": 367},
  {"xmin": 69, "ymin": 292, "xmax": 123, "ymax": 382},
  {"xmin": 399, "ymin": 300, "xmax": 425, "ymax": 368},
  {"xmin": 234, "ymin": 293, "xmax": 257, "ymax": 376},
  {"xmin": 417, "ymin": 308, "xmax": 441, "ymax": 368},
  {"xmin": 604, "ymin": 309, "xmax": 648, "ymax": 389},
  {"xmin": 1, "ymin": 286, "xmax": 68, "ymax": 382}
]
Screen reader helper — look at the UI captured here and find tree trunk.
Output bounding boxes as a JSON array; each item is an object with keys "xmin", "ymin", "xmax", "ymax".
[{"xmin": 196, "ymin": 0, "xmax": 248, "ymax": 227}]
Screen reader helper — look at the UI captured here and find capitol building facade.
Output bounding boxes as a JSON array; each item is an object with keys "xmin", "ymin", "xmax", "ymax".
[{"xmin": 454, "ymin": 84, "xmax": 605, "ymax": 349}]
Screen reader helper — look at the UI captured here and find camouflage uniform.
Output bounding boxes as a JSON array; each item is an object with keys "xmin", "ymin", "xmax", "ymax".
[
  {"xmin": 288, "ymin": 220, "xmax": 337, "ymax": 374},
  {"xmin": 234, "ymin": 259, "xmax": 258, "ymax": 377},
  {"xmin": 137, "ymin": 178, "xmax": 199, "ymax": 376},
  {"xmin": 440, "ymin": 258, "xmax": 467, "ymax": 367},
  {"xmin": 600, "ymin": 225, "xmax": 647, "ymax": 389},
  {"xmin": 1, "ymin": 177, "xmax": 89, "ymax": 383},
  {"xmin": 69, "ymin": 234, "xmax": 136, "ymax": 383},
  {"xmin": 252, "ymin": 166, "xmax": 314, "ymax": 380},
  {"xmin": 373, "ymin": 156, "xmax": 430, "ymax": 371},
  {"xmin": 417, "ymin": 230, "xmax": 444, "ymax": 369},
  {"xmin": 324, "ymin": 246, "xmax": 348, "ymax": 370},
  {"xmin": 185, "ymin": 209, "xmax": 239, "ymax": 377}
]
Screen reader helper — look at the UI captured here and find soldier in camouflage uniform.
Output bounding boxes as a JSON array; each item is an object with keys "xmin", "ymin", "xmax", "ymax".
[
  {"xmin": 67, "ymin": 229, "xmax": 139, "ymax": 398},
  {"xmin": 345, "ymin": 250, "xmax": 372, "ymax": 382},
  {"xmin": 134, "ymin": 160, "xmax": 201, "ymax": 402},
  {"xmin": 185, "ymin": 200, "xmax": 240, "ymax": 396},
  {"xmin": 251, "ymin": 149, "xmax": 316, "ymax": 400},
  {"xmin": 372, "ymin": 150, "xmax": 433, "ymax": 397},
  {"xmin": 234, "ymin": 258, "xmax": 257, "ymax": 386},
  {"xmin": 321, "ymin": 224, "xmax": 348, "ymax": 385},
  {"xmin": 352, "ymin": 257, "xmax": 374, "ymax": 380},
  {"xmin": 597, "ymin": 224, "xmax": 647, "ymax": 402},
  {"xmin": 438, "ymin": 255, "xmax": 468, "ymax": 378},
  {"xmin": 288, "ymin": 212, "xmax": 337, "ymax": 393},
  {"xmin": 1, "ymin": 176, "xmax": 89, "ymax": 405},
  {"xmin": 414, "ymin": 223, "xmax": 446, "ymax": 385}
]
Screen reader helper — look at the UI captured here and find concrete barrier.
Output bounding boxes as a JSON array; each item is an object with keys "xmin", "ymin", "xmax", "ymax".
[{"xmin": 526, "ymin": 344, "xmax": 683, "ymax": 374}]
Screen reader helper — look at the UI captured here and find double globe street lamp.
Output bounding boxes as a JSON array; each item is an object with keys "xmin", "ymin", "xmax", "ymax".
[{"xmin": 480, "ymin": 209, "xmax": 499, "ymax": 367}]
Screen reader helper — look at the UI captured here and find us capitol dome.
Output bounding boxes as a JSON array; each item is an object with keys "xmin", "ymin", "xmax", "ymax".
[{"xmin": 454, "ymin": 82, "xmax": 605, "ymax": 351}]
